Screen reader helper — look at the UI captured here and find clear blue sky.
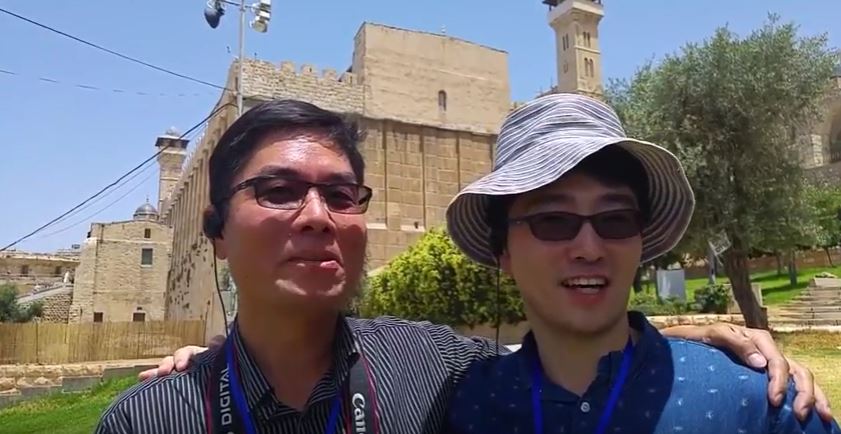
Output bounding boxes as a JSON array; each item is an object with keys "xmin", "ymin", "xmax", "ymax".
[{"xmin": 1, "ymin": 0, "xmax": 838, "ymax": 253}]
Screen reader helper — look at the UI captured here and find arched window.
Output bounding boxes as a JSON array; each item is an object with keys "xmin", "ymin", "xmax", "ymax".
[{"xmin": 438, "ymin": 90, "xmax": 447, "ymax": 111}]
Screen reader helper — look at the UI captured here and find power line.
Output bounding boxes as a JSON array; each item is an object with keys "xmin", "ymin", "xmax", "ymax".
[
  {"xmin": 0, "ymin": 7, "xmax": 231, "ymax": 92},
  {"xmin": 23, "ymin": 125, "xmax": 205, "ymax": 233},
  {"xmin": 37, "ymin": 160, "xmax": 158, "ymax": 232},
  {"xmin": 0, "ymin": 68, "xmax": 217, "ymax": 99},
  {"xmin": 31, "ymin": 169, "xmax": 158, "ymax": 241},
  {"xmin": 58, "ymin": 127, "xmax": 204, "ymax": 229},
  {"xmin": 0, "ymin": 102, "xmax": 237, "ymax": 252}
]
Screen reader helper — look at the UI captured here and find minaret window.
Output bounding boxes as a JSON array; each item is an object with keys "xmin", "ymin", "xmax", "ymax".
[{"xmin": 438, "ymin": 90, "xmax": 448, "ymax": 111}]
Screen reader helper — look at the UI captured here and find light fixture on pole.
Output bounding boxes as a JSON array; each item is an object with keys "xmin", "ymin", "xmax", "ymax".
[{"xmin": 203, "ymin": 0, "xmax": 272, "ymax": 116}]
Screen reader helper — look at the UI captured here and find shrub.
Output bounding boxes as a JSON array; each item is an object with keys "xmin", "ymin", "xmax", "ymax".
[
  {"xmin": 693, "ymin": 284, "xmax": 731, "ymax": 314},
  {"xmin": 629, "ymin": 290, "xmax": 693, "ymax": 316},
  {"xmin": 358, "ymin": 228, "xmax": 525, "ymax": 327}
]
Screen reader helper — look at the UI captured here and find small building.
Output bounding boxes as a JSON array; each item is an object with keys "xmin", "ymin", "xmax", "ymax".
[
  {"xmin": 0, "ymin": 248, "xmax": 80, "ymax": 294},
  {"xmin": 67, "ymin": 201, "xmax": 173, "ymax": 323}
]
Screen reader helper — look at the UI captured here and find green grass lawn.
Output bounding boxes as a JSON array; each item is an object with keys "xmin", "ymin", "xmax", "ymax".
[
  {"xmin": 0, "ymin": 375, "xmax": 135, "ymax": 434},
  {"xmin": 682, "ymin": 265, "xmax": 841, "ymax": 306},
  {"xmin": 774, "ymin": 332, "xmax": 841, "ymax": 408}
]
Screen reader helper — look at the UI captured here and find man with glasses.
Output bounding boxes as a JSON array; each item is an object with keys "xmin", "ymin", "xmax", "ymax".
[
  {"xmin": 98, "ymin": 98, "xmax": 831, "ymax": 434},
  {"xmin": 442, "ymin": 93, "xmax": 839, "ymax": 433}
]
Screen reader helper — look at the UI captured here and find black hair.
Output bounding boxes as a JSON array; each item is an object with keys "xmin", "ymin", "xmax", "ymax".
[
  {"xmin": 203, "ymin": 99, "xmax": 365, "ymax": 239},
  {"xmin": 487, "ymin": 145, "xmax": 651, "ymax": 258}
]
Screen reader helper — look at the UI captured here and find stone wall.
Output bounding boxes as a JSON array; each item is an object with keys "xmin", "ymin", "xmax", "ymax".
[
  {"xmin": 241, "ymin": 59, "xmax": 364, "ymax": 115},
  {"xmin": 68, "ymin": 220, "xmax": 172, "ymax": 323},
  {"xmin": 353, "ymin": 23, "xmax": 510, "ymax": 135},
  {"xmin": 0, "ymin": 359, "xmax": 158, "ymax": 409},
  {"xmin": 18, "ymin": 291, "xmax": 72, "ymax": 323},
  {"xmin": 361, "ymin": 118, "xmax": 495, "ymax": 268},
  {"xmin": 683, "ymin": 247, "xmax": 841, "ymax": 280}
]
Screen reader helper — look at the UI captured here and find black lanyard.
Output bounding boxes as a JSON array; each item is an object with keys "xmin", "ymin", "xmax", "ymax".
[{"xmin": 205, "ymin": 333, "xmax": 378, "ymax": 434}]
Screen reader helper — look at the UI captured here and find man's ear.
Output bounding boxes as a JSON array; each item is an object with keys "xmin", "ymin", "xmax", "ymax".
[{"xmin": 202, "ymin": 205, "xmax": 228, "ymax": 260}]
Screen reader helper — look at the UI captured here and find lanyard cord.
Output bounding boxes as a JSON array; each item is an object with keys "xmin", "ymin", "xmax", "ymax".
[{"xmin": 531, "ymin": 336, "xmax": 635, "ymax": 434}]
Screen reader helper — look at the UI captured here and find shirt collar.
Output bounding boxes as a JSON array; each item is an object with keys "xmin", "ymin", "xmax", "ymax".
[
  {"xmin": 516, "ymin": 310, "xmax": 661, "ymax": 400},
  {"xmin": 228, "ymin": 315, "xmax": 360, "ymax": 413}
]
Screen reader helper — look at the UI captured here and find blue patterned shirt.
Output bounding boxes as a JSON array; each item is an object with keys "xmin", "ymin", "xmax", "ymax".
[{"xmin": 445, "ymin": 311, "xmax": 840, "ymax": 434}]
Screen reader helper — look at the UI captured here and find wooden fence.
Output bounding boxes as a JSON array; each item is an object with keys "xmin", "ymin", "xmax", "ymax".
[{"xmin": 0, "ymin": 320, "xmax": 206, "ymax": 364}]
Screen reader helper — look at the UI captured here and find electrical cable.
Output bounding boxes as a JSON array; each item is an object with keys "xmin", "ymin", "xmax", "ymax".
[
  {"xmin": 0, "ymin": 7, "xmax": 231, "ymax": 92},
  {"xmin": 0, "ymin": 102, "xmax": 236, "ymax": 252},
  {"xmin": 0, "ymin": 67, "xmax": 217, "ymax": 99},
  {"xmin": 30, "ymin": 168, "xmax": 158, "ymax": 241}
]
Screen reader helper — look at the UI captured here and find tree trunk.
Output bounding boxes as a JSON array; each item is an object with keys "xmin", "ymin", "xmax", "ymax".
[
  {"xmin": 633, "ymin": 268, "xmax": 643, "ymax": 293},
  {"xmin": 787, "ymin": 250, "xmax": 798, "ymax": 287},
  {"xmin": 707, "ymin": 245, "xmax": 717, "ymax": 285},
  {"xmin": 825, "ymin": 247, "xmax": 834, "ymax": 267},
  {"xmin": 776, "ymin": 252, "xmax": 784, "ymax": 276},
  {"xmin": 723, "ymin": 246, "xmax": 768, "ymax": 329}
]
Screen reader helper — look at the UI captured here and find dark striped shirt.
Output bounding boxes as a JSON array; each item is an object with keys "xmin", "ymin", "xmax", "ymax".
[{"xmin": 94, "ymin": 315, "xmax": 505, "ymax": 434}]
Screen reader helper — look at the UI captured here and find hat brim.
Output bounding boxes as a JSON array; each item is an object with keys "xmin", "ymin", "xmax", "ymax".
[{"xmin": 445, "ymin": 137, "xmax": 696, "ymax": 268}]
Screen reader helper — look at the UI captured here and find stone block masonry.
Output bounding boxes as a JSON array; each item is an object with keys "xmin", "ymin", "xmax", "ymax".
[{"xmin": 241, "ymin": 59, "xmax": 364, "ymax": 115}]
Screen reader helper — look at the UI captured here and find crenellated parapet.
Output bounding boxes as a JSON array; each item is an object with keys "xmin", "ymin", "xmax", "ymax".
[{"xmin": 240, "ymin": 58, "xmax": 364, "ymax": 115}]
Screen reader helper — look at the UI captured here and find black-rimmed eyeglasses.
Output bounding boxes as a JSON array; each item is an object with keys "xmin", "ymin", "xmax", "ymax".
[{"xmin": 228, "ymin": 175, "xmax": 373, "ymax": 214}]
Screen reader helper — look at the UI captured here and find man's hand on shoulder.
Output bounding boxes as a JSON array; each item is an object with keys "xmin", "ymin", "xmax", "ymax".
[
  {"xmin": 661, "ymin": 322, "xmax": 833, "ymax": 423},
  {"xmin": 137, "ymin": 334, "xmax": 224, "ymax": 381}
]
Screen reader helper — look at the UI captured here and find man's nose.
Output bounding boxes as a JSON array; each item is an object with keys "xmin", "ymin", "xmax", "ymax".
[
  {"xmin": 290, "ymin": 188, "xmax": 333, "ymax": 233},
  {"xmin": 567, "ymin": 221, "xmax": 606, "ymax": 262}
]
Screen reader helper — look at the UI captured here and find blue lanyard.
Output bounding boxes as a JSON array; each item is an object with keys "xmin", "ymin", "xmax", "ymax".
[
  {"xmin": 225, "ymin": 339, "xmax": 343, "ymax": 434},
  {"xmin": 531, "ymin": 337, "xmax": 635, "ymax": 434}
]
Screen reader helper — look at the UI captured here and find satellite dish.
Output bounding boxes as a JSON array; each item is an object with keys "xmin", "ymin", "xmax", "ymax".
[{"xmin": 204, "ymin": 2, "xmax": 225, "ymax": 28}]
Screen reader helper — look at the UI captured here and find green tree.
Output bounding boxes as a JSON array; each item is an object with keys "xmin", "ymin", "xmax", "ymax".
[
  {"xmin": 0, "ymin": 284, "xmax": 43, "ymax": 323},
  {"xmin": 607, "ymin": 16, "xmax": 838, "ymax": 329},
  {"xmin": 803, "ymin": 180, "xmax": 841, "ymax": 265},
  {"xmin": 359, "ymin": 228, "xmax": 524, "ymax": 327}
]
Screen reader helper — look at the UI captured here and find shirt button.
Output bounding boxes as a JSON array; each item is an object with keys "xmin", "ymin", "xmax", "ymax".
[{"xmin": 580, "ymin": 401, "xmax": 591, "ymax": 413}]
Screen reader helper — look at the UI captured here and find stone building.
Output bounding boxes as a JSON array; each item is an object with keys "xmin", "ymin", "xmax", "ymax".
[
  {"xmin": 801, "ymin": 67, "xmax": 841, "ymax": 180},
  {"xmin": 0, "ymin": 248, "xmax": 80, "ymax": 294},
  {"xmin": 66, "ymin": 202, "xmax": 173, "ymax": 323}
]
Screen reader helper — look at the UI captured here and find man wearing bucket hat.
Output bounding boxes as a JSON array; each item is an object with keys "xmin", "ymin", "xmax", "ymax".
[{"xmin": 443, "ymin": 93, "xmax": 840, "ymax": 433}]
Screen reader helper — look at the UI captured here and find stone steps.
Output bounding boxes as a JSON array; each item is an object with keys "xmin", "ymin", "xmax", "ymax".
[
  {"xmin": 777, "ymin": 305, "xmax": 841, "ymax": 313},
  {"xmin": 776, "ymin": 311, "xmax": 841, "ymax": 321}
]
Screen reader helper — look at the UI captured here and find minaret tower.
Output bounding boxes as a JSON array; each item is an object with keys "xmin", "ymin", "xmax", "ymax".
[{"xmin": 544, "ymin": 0, "xmax": 605, "ymax": 98}]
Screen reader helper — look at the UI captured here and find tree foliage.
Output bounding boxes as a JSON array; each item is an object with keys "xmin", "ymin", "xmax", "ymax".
[
  {"xmin": 359, "ymin": 228, "xmax": 524, "ymax": 327},
  {"xmin": 0, "ymin": 284, "xmax": 43, "ymax": 323},
  {"xmin": 606, "ymin": 15, "xmax": 838, "ymax": 328}
]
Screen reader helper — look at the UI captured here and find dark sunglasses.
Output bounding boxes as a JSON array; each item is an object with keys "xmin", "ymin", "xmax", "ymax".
[
  {"xmin": 229, "ymin": 175, "xmax": 373, "ymax": 214},
  {"xmin": 508, "ymin": 209, "xmax": 644, "ymax": 241}
]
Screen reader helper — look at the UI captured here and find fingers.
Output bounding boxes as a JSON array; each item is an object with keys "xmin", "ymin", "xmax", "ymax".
[
  {"xmin": 696, "ymin": 324, "xmax": 769, "ymax": 369},
  {"xmin": 137, "ymin": 355, "xmax": 175, "ymax": 382},
  {"xmin": 173, "ymin": 345, "xmax": 208, "ymax": 371},
  {"xmin": 136, "ymin": 338, "xmax": 221, "ymax": 383},
  {"xmin": 137, "ymin": 367, "xmax": 159, "ymax": 382},
  {"xmin": 814, "ymin": 381, "xmax": 834, "ymax": 423},
  {"xmin": 787, "ymin": 357, "xmax": 817, "ymax": 422},
  {"xmin": 743, "ymin": 327, "xmax": 789, "ymax": 406}
]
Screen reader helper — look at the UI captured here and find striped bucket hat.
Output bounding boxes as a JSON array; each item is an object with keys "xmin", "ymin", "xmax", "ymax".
[{"xmin": 445, "ymin": 93, "xmax": 695, "ymax": 268}]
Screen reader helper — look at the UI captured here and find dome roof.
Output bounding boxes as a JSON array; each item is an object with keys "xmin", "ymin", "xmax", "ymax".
[{"xmin": 133, "ymin": 201, "xmax": 159, "ymax": 221}]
